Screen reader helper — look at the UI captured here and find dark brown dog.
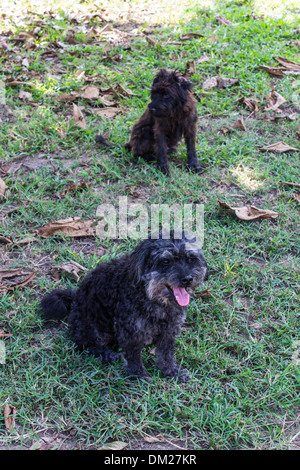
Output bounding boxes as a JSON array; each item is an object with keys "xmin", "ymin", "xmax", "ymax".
[{"xmin": 96, "ymin": 69, "xmax": 203, "ymax": 175}]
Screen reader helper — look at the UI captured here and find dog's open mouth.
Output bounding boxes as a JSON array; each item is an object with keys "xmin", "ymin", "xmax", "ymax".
[{"xmin": 172, "ymin": 287, "xmax": 190, "ymax": 306}]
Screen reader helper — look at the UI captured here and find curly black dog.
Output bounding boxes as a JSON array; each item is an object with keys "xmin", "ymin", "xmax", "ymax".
[
  {"xmin": 40, "ymin": 232, "xmax": 208, "ymax": 382},
  {"xmin": 96, "ymin": 69, "xmax": 202, "ymax": 175}
]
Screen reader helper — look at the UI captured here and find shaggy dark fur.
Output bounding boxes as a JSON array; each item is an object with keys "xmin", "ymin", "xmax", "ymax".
[
  {"xmin": 96, "ymin": 69, "xmax": 202, "ymax": 175},
  {"xmin": 40, "ymin": 232, "xmax": 208, "ymax": 382}
]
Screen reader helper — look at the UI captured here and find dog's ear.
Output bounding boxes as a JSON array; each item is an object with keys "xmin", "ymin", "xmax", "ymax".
[
  {"xmin": 128, "ymin": 239, "xmax": 152, "ymax": 285},
  {"xmin": 177, "ymin": 75, "xmax": 194, "ymax": 91}
]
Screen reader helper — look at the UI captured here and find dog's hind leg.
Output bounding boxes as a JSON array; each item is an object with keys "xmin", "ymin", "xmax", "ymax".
[{"xmin": 89, "ymin": 346, "xmax": 121, "ymax": 363}]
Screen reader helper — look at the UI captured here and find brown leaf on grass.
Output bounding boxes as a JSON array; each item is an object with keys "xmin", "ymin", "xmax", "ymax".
[
  {"xmin": 238, "ymin": 96, "xmax": 259, "ymax": 113},
  {"xmin": 18, "ymin": 90, "xmax": 32, "ymax": 101},
  {"xmin": 259, "ymin": 65, "xmax": 285, "ymax": 78},
  {"xmin": 265, "ymin": 89, "xmax": 286, "ymax": 112},
  {"xmin": 197, "ymin": 54, "xmax": 210, "ymax": 63},
  {"xmin": 52, "ymin": 260, "xmax": 87, "ymax": 281},
  {"xmin": 82, "ymin": 85, "xmax": 99, "ymax": 100},
  {"xmin": 0, "ymin": 270, "xmax": 35, "ymax": 293},
  {"xmin": 259, "ymin": 141, "xmax": 299, "ymax": 153},
  {"xmin": 98, "ymin": 95, "xmax": 117, "ymax": 106},
  {"xmin": 290, "ymin": 40, "xmax": 300, "ymax": 50},
  {"xmin": 94, "ymin": 107, "xmax": 122, "ymax": 118},
  {"xmin": 215, "ymin": 15, "xmax": 234, "ymax": 26},
  {"xmin": 62, "ymin": 181, "xmax": 90, "ymax": 194},
  {"xmin": 194, "ymin": 288, "xmax": 211, "ymax": 298},
  {"xmin": 73, "ymin": 103, "xmax": 87, "ymax": 130},
  {"xmin": 98, "ymin": 441, "xmax": 128, "ymax": 451},
  {"xmin": 203, "ymin": 76, "xmax": 239, "ymax": 89},
  {"xmin": 293, "ymin": 192, "xmax": 300, "ymax": 203},
  {"xmin": 56, "ymin": 91, "xmax": 79, "ymax": 102},
  {"xmin": 0, "ymin": 178, "xmax": 5, "ymax": 199},
  {"xmin": 145, "ymin": 36, "xmax": 161, "ymax": 48},
  {"xmin": 232, "ymin": 118, "xmax": 247, "ymax": 131},
  {"xmin": 39, "ymin": 217, "xmax": 97, "ymax": 238},
  {"xmin": 217, "ymin": 77, "xmax": 239, "ymax": 88},
  {"xmin": 5, "ymin": 78, "xmax": 32, "ymax": 87},
  {"xmin": 218, "ymin": 201, "xmax": 279, "ymax": 220},
  {"xmin": 186, "ymin": 60, "xmax": 196, "ymax": 74},
  {"xmin": 180, "ymin": 32, "xmax": 204, "ymax": 40},
  {"xmin": 0, "ymin": 329, "xmax": 10, "ymax": 338},
  {"xmin": 280, "ymin": 181, "xmax": 300, "ymax": 189},
  {"xmin": 4, "ymin": 404, "xmax": 16, "ymax": 431},
  {"xmin": 274, "ymin": 56, "xmax": 300, "ymax": 71},
  {"xmin": 0, "ymin": 268, "xmax": 23, "ymax": 279},
  {"xmin": 74, "ymin": 69, "xmax": 86, "ymax": 80}
]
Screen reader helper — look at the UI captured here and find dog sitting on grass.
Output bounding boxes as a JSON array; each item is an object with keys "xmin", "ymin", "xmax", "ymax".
[
  {"xmin": 40, "ymin": 231, "xmax": 208, "ymax": 382},
  {"xmin": 96, "ymin": 69, "xmax": 203, "ymax": 175}
]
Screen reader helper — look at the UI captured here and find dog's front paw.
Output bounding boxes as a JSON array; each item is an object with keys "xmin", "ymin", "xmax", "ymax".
[
  {"xmin": 176, "ymin": 368, "xmax": 191, "ymax": 383},
  {"xmin": 187, "ymin": 163, "xmax": 205, "ymax": 174},
  {"xmin": 157, "ymin": 164, "xmax": 170, "ymax": 176}
]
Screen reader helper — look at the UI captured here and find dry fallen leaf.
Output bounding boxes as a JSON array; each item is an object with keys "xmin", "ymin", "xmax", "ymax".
[
  {"xmin": 218, "ymin": 201, "xmax": 279, "ymax": 221},
  {"xmin": 52, "ymin": 260, "xmax": 87, "ymax": 281},
  {"xmin": 0, "ymin": 270, "xmax": 35, "ymax": 293},
  {"xmin": 274, "ymin": 56, "xmax": 300, "ymax": 71},
  {"xmin": 265, "ymin": 89, "xmax": 286, "ymax": 112},
  {"xmin": 186, "ymin": 60, "xmax": 196, "ymax": 74},
  {"xmin": 259, "ymin": 65, "xmax": 285, "ymax": 78},
  {"xmin": 56, "ymin": 91, "xmax": 79, "ymax": 103},
  {"xmin": 39, "ymin": 217, "xmax": 97, "ymax": 238},
  {"xmin": 82, "ymin": 85, "xmax": 99, "ymax": 100},
  {"xmin": 215, "ymin": 15, "xmax": 234, "ymax": 26},
  {"xmin": 280, "ymin": 181, "xmax": 300, "ymax": 189},
  {"xmin": 63, "ymin": 181, "xmax": 90, "ymax": 194},
  {"xmin": 238, "ymin": 96, "xmax": 259, "ymax": 113},
  {"xmin": 180, "ymin": 32, "xmax": 204, "ymax": 40},
  {"xmin": 98, "ymin": 95, "xmax": 117, "ymax": 107},
  {"xmin": 293, "ymin": 192, "xmax": 300, "ymax": 203},
  {"xmin": 18, "ymin": 90, "xmax": 32, "ymax": 101},
  {"xmin": 194, "ymin": 288, "xmax": 211, "ymax": 298},
  {"xmin": 98, "ymin": 441, "xmax": 128, "ymax": 451},
  {"xmin": 203, "ymin": 76, "xmax": 239, "ymax": 89},
  {"xmin": 94, "ymin": 107, "xmax": 122, "ymax": 119},
  {"xmin": 232, "ymin": 118, "xmax": 247, "ymax": 131},
  {"xmin": 197, "ymin": 54, "xmax": 210, "ymax": 63},
  {"xmin": 73, "ymin": 103, "xmax": 87, "ymax": 130},
  {"xmin": 0, "ymin": 329, "xmax": 10, "ymax": 338},
  {"xmin": 259, "ymin": 141, "xmax": 299, "ymax": 153},
  {"xmin": 4, "ymin": 404, "xmax": 16, "ymax": 431}
]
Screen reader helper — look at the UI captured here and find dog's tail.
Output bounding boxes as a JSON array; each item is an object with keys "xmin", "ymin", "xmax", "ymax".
[
  {"xmin": 40, "ymin": 288, "xmax": 75, "ymax": 321},
  {"xmin": 95, "ymin": 133, "xmax": 132, "ymax": 152},
  {"xmin": 95, "ymin": 134, "xmax": 112, "ymax": 147}
]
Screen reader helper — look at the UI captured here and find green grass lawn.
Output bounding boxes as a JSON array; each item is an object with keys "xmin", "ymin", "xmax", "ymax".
[{"xmin": 0, "ymin": 0, "xmax": 299, "ymax": 450}]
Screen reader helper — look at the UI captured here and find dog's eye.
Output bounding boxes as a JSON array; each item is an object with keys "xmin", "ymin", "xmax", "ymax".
[{"xmin": 162, "ymin": 259, "xmax": 170, "ymax": 266}]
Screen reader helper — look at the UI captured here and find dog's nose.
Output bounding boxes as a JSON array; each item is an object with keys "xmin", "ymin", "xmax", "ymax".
[
  {"xmin": 181, "ymin": 275, "xmax": 193, "ymax": 287},
  {"xmin": 148, "ymin": 105, "xmax": 156, "ymax": 113}
]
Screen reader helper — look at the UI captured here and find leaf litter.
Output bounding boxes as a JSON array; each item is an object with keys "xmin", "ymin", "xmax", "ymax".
[{"xmin": 218, "ymin": 201, "xmax": 279, "ymax": 221}]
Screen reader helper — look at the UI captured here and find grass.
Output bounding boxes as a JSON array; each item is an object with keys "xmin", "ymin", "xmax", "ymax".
[{"xmin": 0, "ymin": 0, "xmax": 300, "ymax": 450}]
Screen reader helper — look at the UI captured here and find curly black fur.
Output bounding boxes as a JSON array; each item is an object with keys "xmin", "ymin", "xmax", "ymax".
[{"xmin": 40, "ymin": 232, "xmax": 208, "ymax": 382}]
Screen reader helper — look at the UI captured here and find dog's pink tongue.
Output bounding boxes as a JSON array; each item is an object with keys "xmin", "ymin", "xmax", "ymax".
[{"xmin": 173, "ymin": 287, "xmax": 190, "ymax": 306}]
